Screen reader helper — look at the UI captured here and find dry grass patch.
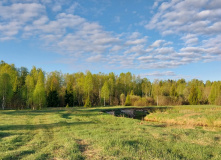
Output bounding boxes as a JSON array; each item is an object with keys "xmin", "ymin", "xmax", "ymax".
[{"xmin": 144, "ymin": 105, "xmax": 221, "ymax": 128}]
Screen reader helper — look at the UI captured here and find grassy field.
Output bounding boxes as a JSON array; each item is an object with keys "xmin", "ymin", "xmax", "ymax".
[
  {"xmin": 144, "ymin": 105, "xmax": 221, "ymax": 128},
  {"xmin": 0, "ymin": 106, "xmax": 221, "ymax": 160}
]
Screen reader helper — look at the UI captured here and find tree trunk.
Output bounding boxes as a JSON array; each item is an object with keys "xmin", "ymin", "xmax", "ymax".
[
  {"xmin": 157, "ymin": 96, "xmax": 158, "ymax": 106},
  {"xmin": 104, "ymin": 97, "xmax": 105, "ymax": 106},
  {"xmin": 2, "ymin": 95, "xmax": 5, "ymax": 110}
]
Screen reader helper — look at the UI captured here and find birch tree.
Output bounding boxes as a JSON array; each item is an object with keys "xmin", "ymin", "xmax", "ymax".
[
  {"xmin": 101, "ymin": 81, "xmax": 109, "ymax": 106},
  {"xmin": 0, "ymin": 73, "xmax": 12, "ymax": 110}
]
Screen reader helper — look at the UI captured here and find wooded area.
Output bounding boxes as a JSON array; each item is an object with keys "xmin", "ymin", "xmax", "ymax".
[{"xmin": 0, "ymin": 60, "xmax": 220, "ymax": 109}]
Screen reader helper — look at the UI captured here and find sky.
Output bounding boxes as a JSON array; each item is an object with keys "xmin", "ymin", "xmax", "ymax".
[{"xmin": 0, "ymin": 0, "xmax": 221, "ymax": 82}]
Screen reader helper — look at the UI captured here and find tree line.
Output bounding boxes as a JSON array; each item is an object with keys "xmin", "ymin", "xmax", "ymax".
[{"xmin": 0, "ymin": 60, "xmax": 220, "ymax": 110}]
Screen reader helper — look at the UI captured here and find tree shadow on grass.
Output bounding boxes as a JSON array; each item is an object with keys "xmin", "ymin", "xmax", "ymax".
[
  {"xmin": 1, "ymin": 109, "xmax": 103, "ymax": 118},
  {"xmin": 0, "ymin": 109, "xmax": 66, "ymax": 116},
  {"xmin": 2, "ymin": 150, "xmax": 36, "ymax": 160},
  {"xmin": 0, "ymin": 132, "xmax": 15, "ymax": 138},
  {"xmin": 0, "ymin": 121, "xmax": 94, "ymax": 131}
]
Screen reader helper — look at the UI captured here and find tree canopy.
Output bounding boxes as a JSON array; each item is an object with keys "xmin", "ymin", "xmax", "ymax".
[{"xmin": 0, "ymin": 60, "xmax": 221, "ymax": 109}]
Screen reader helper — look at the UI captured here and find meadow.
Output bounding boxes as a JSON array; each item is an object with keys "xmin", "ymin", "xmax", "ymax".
[{"xmin": 0, "ymin": 105, "xmax": 221, "ymax": 160}]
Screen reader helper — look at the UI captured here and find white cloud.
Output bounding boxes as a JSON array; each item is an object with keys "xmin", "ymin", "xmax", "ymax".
[
  {"xmin": 181, "ymin": 34, "xmax": 198, "ymax": 45},
  {"xmin": 52, "ymin": 4, "xmax": 62, "ymax": 12},
  {"xmin": 66, "ymin": 2, "xmax": 79, "ymax": 14},
  {"xmin": 125, "ymin": 37, "xmax": 147, "ymax": 45},
  {"xmin": 0, "ymin": 2, "xmax": 45, "ymax": 39},
  {"xmin": 141, "ymin": 71, "xmax": 176, "ymax": 77},
  {"xmin": 124, "ymin": 45, "xmax": 145, "ymax": 54},
  {"xmin": 150, "ymin": 40, "xmax": 165, "ymax": 48},
  {"xmin": 155, "ymin": 47, "xmax": 174, "ymax": 54},
  {"xmin": 146, "ymin": 0, "xmax": 221, "ymax": 36},
  {"xmin": 110, "ymin": 45, "xmax": 123, "ymax": 52},
  {"xmin": 128, "ymin": 32, "xmax": 141, "ymax": 39},
  {"xmin": 137, "ymin": 56, "xmax": 155, "ymax": 63},
  {"xmin": 86, "ymin": 54, "xmax": 106, "ymax": 62}
]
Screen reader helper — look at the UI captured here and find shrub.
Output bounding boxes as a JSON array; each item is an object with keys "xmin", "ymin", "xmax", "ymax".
[
  {"xmin": 112, "ymin": 97, "xmax": 119, "ymax": 106},
  {"xmin": 130, "ymin": 95, "xmax": 140, "ymax": 106},
  {"xmin": 134, "ymin": 97, "xmax": 147, "ymax": 106},
  {"xmin": 146, "ymin": 97, "xmax": 155, "ymax": 106},
  {"xmin": 215, "ymin": 96, "xmax": 221, "ymax": 105}
]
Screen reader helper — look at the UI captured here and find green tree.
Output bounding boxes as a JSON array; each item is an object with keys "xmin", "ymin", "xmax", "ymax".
[
  {"xmin": 33, "ymin": 70, "xmax": 46, "ymax": 109},
  {"xmin": 170, "ymin": 84, "xmax": 177, "ymax": 97},
  {"xmin": 84, "ymin": 71, "xmax": 93, "ymax": 106},
  {"xmin": 120, "ymin": 93, "xmax": 125, "ymax": 106},
  {"xmin": 209, "ymin": 82, "xmax": 221, "ymax": 104},
  {"xmin": 46, "ymin": 71, "xmax": 62, "ymax": 107},
  {"xmin": 125, "ymin": 94, "xmax": 131, "ymax": 106},
  {"xmin": 64, "ymin": 73, "xmax": 75, "ymax": 106},
  {"xmin": 141, "ymin": 78, "xmax": 151, "ymax": 97},
  {"xmin": 101, "ymin": 81, "xmax": 110, "ymax": 106},
  {"xmin": 25, "ymin": 75, "xmax": 35, "ymax": 108},
  {"xmin": 108, "ymin": 72, "xmax": 115, "ymax": 105},
  {"xmin": 189, "ymin": 85, "xmax": 198, "ymax": 105},
  {"xmin": 0, "ymin": 73, "xmax": 12, "ymax": 109}
]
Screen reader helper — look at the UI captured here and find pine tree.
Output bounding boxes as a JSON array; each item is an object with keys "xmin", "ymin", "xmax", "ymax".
[
  {"xmin": 188, "ymin": 85, "xmax": 198, "ymax": 105},
  {"xmin": 125, "ymin": 94, "xmax": 131, "ymax": 106}
]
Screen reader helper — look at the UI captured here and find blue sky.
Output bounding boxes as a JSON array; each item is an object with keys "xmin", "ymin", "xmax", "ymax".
[{"xmin": 0, "ymin": 0, "xmax": 221, "ymax": 82}]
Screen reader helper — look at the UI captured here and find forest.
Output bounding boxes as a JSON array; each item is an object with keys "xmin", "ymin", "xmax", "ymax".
[{"xmin": 0, "ymin": 60, "xmax": 220, "ymax": 110}]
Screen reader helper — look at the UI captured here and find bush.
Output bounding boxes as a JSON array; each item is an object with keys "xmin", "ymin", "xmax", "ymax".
[
  {"xmin": 112, "ymin": 97, "xmax": 119, "ymax": 106},
  {"xmin": 157, "ymin": 96, "xmax": 171, "ymax": 106},
  {"xmin": 130, "ymin": 95, "xmax": 140, "ymax": 106},
  {"xmin": 134, "ymin": 97, "xmax": 147, "ymax": 106},
  {"xmin": 215, "ymin": 96, "xmax": 221, "ymax": 105},
  {"xmin": 146, "ymin": 97, "xmax": 155, "ymax": 106}
]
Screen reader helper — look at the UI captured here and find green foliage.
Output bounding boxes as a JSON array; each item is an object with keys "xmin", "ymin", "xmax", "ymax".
[
  {"xmin": 0, "ymin": 73, "xmax": 12, "ymax": 109},
  {"xmin": 25, "ymin": 75, "xmax": 35, "ymax": 108},
  {"xmin": 189, "ymin": 85, "xmax": 199, "ymax": 105},
  {"xmin": 84, "ymin": 97, "xmax": 91, "ymax": 107},
  {"xmin": 120, "ymin": 93, "xmax": 125, "ymax": 106},
  {"xmin": 84, "ymin": 71, "xmax": 93, "ymax": 98},
  {"xmin": 66, "ymin": 103, "xmax": 69, "ymax": 108},
  {"xmin": 65, "ymin": 90, "xmax": 74, "ymax": 107},
  {"xmin": 33, "ymin": 70, "xmax": 46, "ymax": 109},
  {"xmin": 130, "ymin": 90, "xmax": 134, "ymax": 95},
  {"xmin": 101, "ymin": 81, "xmax": 110, "ymax": 106},
  {"xmin": 209, "ymin": 82, "xmax": 221, "ymax": 104},
  {"xmin": 47, "ymin": 91, "xmax": 59, "ymax": 107},
  {"xmin": 141, "ymin": 78, "xmax": 151, "ymax": 97},
  {"xmin": 1, "ymin": 61, "xmax": 221, "ymax": 109},
  {"xmin": 125, "ymin": 94, "xmax": 131, "ymax": 106}
]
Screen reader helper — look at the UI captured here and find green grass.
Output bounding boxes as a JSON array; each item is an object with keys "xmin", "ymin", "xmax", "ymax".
[{"xmin": 0, "ymin": 106, "xmax": 221, "ymax": 159}]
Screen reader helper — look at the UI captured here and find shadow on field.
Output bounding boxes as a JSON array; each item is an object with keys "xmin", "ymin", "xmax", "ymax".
[
  {"xmin": 0, "ymin": 121, "xmax": 94, "ymax": 131},
  {"xmin": 0, "ymin": 131, "xmax": 15, "ymax": 138},
  {"xmin": 1, "ymin": 109, "xmax": 103, "ymax": 118},
  {"xmin": 0, "ymin": 109, "xmax": 66, "ymax": 116}
]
